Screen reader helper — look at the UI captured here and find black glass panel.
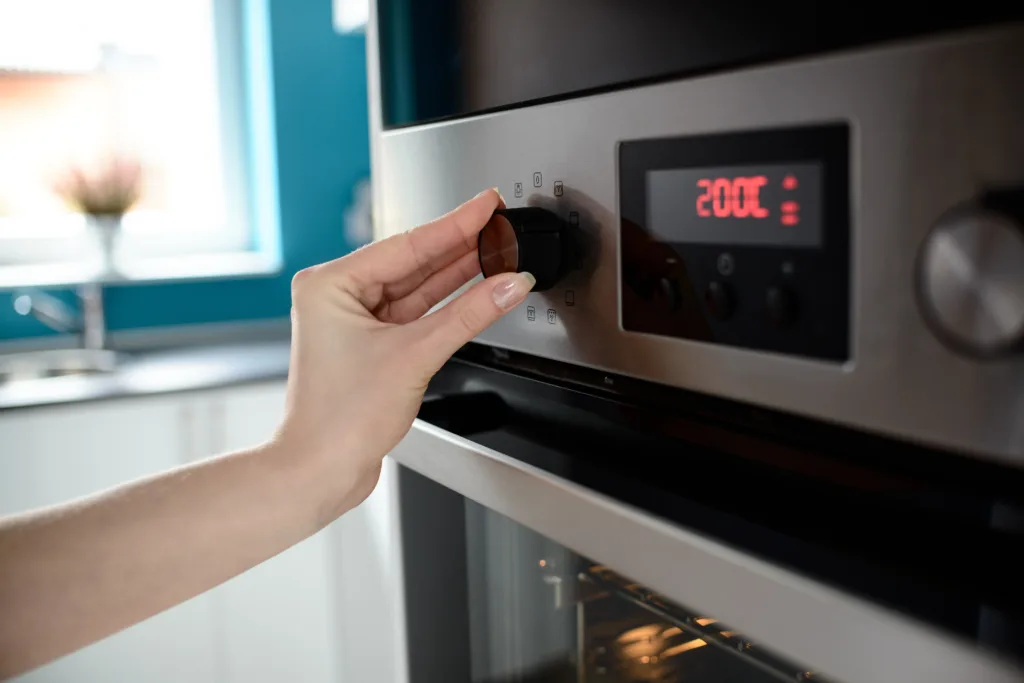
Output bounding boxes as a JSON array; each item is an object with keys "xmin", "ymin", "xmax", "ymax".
[
  {"xmin": 377, "ymin": 0, "xmax": 1022, "ymax": 129},
  {"xmin": 619, "ymin": 125, "xmax": 850, "ymax": 361}
]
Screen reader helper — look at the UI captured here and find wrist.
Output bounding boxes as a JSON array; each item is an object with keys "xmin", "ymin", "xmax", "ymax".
[{"xmin": 263, "ymin": 425, "xmax": 365, "ymax": 531}]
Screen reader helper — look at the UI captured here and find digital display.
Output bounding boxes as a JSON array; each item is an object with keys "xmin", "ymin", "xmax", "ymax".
[{"xmin": 646, "ymin": 163, "xmax": 823, "ymax": 247}]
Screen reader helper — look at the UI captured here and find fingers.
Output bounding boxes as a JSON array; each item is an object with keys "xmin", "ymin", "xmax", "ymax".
[
  {"xmin": 379, "ymin": 250, "xmax": 481, "ymax": 324},
  {"xmin": 327, "ymin": 189, "xmax": 503, "ymax": 304},
  {"xmin": 411, "ymin": 272, "xmax": 535, "ymax": 371}
]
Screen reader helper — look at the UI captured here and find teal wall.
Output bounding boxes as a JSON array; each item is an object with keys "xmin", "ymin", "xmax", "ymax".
[{"xmin": 0, "ymin": 0, "xmax": 370, "ymax": 340}]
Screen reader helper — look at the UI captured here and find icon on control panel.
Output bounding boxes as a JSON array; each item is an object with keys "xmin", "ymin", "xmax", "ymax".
[
  {"xmin": 526, "ymin": 306, "xmax": 536, "ymax": 321},
  {"xmin": 717, "ymin": 253, "xmax": 735, "ymax": 276},
  {"xmin": 514, "ymin": 182, "xmax": 523, "ymax": 198},
  {"xmin": 569, "ymin": 211, "xmax": 579, "ymax": 227},
  {"xmin": 553, "ymin": 181, "xmax": 563, "ymax": 196},
  {"xmin": 781, "ymin": 200, "xmax": 800, "ymax": 226},
  {"xmin": 547, "ymin": 309, "xmax": 557, "ymax": 324},
  {"xmin": 564, "ymin": 290, "xmax": 575, "ymax": 306},
  {"xmin": 533, "ymin": 172, "xmax": 543, "ymax": 188}
]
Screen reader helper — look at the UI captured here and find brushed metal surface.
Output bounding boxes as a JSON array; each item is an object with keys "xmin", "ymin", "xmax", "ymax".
[
  {"xmin": 368, "ymin": 25, "xmax": 1024, "ymax": 465},
  {"xmin": 391, "ymin": 421, "xmax": 1024, "ymax": 683},
  {"xmin": 918, "ymin": 206, "xmax": 1024, "ymax": 356}
]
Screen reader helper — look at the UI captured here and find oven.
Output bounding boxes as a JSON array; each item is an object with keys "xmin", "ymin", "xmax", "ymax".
[{"xmin": 361, "ymin": 3, "xmax": 1024, "ymax": 682}]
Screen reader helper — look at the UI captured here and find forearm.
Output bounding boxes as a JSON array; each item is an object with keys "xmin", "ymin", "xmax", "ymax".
[{"xmin": 0, "ymin": 440, "xmax": 334, "ymax": 678}]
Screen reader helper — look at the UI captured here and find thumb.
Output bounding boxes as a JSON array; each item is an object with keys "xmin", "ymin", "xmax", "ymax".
[{"xmin": 413, "ymin": 271, "xmax": 536, "ymax": 368}]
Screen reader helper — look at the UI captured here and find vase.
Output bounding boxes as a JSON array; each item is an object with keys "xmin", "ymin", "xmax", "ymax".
[{"xmin": 88, "ymin": 214, "xmax": 123, "ymax": 278}]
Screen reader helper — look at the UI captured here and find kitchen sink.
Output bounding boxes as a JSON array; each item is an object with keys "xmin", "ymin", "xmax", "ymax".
[{"xmin": 0, "ymin": 349, "xmax": 121, "ymax": 384}]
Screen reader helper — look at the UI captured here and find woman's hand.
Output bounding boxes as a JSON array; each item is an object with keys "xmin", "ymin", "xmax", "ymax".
[
  {"xmin": 274, "ymin": 188, "xmax": 535, "ymax": 524},
  {"xmin": 0, "ymin": 190, "xmax": 531, "ymax": 678}
]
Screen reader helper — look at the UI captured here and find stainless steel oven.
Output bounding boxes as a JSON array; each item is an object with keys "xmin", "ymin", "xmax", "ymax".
[{"xmin": 363, "ymin": 4, "xmax": 1024, "ymax": 682}]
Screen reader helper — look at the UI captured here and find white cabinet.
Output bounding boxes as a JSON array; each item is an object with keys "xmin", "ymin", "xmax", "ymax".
[
  {"xmin": 207, "ymin": 383, "xmax": 340, "ymax": 683},
  {"xmin": 0, "ymin": 396, "xmax": 221, "ymax": 683},
  {"xmin": 0, "ymin": 381, "xmax": 349, "ymax": 683}
]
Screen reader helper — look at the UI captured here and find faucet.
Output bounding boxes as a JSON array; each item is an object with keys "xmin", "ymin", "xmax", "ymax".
[{"xmin": 13, "ymin": 283, "xmax": 108, "ymax": 350}]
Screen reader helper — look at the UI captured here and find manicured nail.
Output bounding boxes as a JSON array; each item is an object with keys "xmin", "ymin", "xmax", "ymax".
[
  {"xmin": 492, "ymin": 272, "xmax": 536, "ymax": 310},
  {"xmin": 475, "ymin": 187, "xmax": 504, "ymax": 204}
]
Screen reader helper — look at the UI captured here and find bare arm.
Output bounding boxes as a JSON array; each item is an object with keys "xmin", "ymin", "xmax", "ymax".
[
  {"xmin": 0, "ymin": 443, "xmax": 333, "ymax": 677},
  {"xmin": 0, "ymin": 188, "xmax": 534, "ymax": 678}
]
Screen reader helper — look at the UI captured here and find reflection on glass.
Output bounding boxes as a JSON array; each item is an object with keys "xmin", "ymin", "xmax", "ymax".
[{"xmin": 465, "ymin": 501, "xmax": 833, "ymax": 683}]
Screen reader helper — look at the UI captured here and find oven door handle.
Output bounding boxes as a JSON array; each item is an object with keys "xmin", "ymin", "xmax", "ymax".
[{"xmin": 390, "ymin": 419, "xmax": 1024, "ymax": 683}]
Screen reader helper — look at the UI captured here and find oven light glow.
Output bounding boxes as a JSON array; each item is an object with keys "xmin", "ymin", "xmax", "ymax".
[{"xmin": 662, "ymin": 639, "xmax": 708, "ymax": 657}]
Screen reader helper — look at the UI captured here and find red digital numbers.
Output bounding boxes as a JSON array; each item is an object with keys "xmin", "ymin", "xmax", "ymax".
[{"xmin": 696, "ymin": 176, "xmax": 769, "ymax": 219}]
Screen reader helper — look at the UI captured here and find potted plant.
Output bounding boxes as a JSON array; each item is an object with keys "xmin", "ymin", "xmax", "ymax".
[{"xmin": 54, "ymin": 157, "xmax": 143, "ymax": 277}]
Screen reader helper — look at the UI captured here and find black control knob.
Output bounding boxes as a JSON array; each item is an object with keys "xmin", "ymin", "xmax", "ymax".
[
  {"xmin": 766, "ymin": 286, "xmax": 799, "ymax": 327},
  {"xmin": 916, "ymin": 189, "xmax": 1024, "ymax": 358},
  {"xmin": 478, "ymin": 207, "xmax": 567, "ymax": 291},
  {"xmin": 704, "ymin": 281, "xmax": 735, "ymax": 320}
]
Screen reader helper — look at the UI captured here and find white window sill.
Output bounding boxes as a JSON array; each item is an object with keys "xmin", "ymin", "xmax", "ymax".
[{"xmin": 0, "ymin": 251, "xmax": 282, "ymax": 290}]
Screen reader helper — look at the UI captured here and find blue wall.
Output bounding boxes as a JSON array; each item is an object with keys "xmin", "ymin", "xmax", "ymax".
[{"xmin": 0, "ymin": 0, "xmax": 370, "ymax": 340}]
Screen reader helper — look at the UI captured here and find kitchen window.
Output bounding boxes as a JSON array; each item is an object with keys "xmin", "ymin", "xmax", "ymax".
[{"xmin": 0, "ymin": 0, "xmax": 277, "ymax": 286}]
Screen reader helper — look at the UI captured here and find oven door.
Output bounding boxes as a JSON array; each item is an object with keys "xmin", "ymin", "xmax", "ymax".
[{"xmin": 387, "ymin": 351, "xmax": 1024, "ymax": 683}]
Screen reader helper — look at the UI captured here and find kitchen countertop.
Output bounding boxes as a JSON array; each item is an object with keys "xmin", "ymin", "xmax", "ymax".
[{"xmin": 0, "ymin": 341, "xmax": 291, "ymax": 412}]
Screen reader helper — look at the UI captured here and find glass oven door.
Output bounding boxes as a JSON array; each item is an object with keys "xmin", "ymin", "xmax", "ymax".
[
  {"xmin": 391, "ymin": 352, "xmax": 1024, "ymax": 683},
  {"xmin": 403, "ymin": 470, "xmax": 834, "ymax": 683}
]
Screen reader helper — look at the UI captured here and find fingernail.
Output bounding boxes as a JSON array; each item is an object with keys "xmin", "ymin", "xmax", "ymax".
[
  {"xmin": 475, "ymin": 187, "xmax": 504, "ymax": 204},
  {"xmin": 492, "ymin": 272, "xmax": 536, "ymax": 310}
]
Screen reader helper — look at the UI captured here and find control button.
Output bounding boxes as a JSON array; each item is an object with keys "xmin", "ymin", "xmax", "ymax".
[
  {"xmin": 766, "ymin": 286, "xmax": 798, "ymax": 327},
  {"xmin": 526, "ymin": 306, "xmax": 536, "ymax": 321},
  {"xmin": 554, "ymin": 181, "xmax": 563, "ymax": 196},
  {"xmin": 547, "ymin": 309, "xmax": 557, "ymax": 324},
  {"xmin": 704, "ymin": 281, "xmax": 735, "ymax": 320},
  {"xmin": 478, "ymin": 207, "xmax": 568, "ymax": 291},
  {"xmin": 533, "ymin": 172, "xmax": 542, "ymax": 187},
  {"xmin": 657, "ymin": 277, "xmax": 680, "ymax": 312},
  {"xmin": 917, "ymin": 191, "xmax": 1024, "ymax": 358},
  {"xmin": 514, "ymin": 182, "xmax": 523, "ymax": 198},
  {"xmin": 564, "ymin": 290, "xmax": 575, "ymax": 306}
]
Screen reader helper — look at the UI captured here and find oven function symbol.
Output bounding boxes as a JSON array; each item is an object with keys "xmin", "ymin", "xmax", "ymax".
[
  {"xmin": 514, "ymin": 182, "xmax": 523, "ymax": 198},
  {"xmin": 553, "ymin": 181, "xmax": 563, "ymax": 196},
  {"xmin": 564, "ymin": 290, "xmax": 575, "ymax": 306},
  {"xmin": 533, "ymin": 172, "xmax": 542, "ymax": 187},
  {"xmin": 526, "ymin": 306, "xmax": 536, "ymax": 321},
  {"xmin": 547, "ymin": 309, "xmax": 557, "ymax": 324},
  {"xmin": 569, "ymin": 211, "xmax": 579, "ymax": 227},
  {"xmin": 717, "ymin": 252, "xmax": 735, "ymax": 276}
]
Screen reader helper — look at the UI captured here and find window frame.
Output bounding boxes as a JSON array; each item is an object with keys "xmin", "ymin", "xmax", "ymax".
[{"xmin": 0, "ymin": 0, "xmax": 280, "ymax": 285}]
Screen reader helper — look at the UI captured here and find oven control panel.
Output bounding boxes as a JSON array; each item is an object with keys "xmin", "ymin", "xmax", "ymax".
[
  {"xmin": 618, "ymin": 125, "xmax": 850, "ymax": 361},
  {"xmin": 375, "ymin": 26, "xmax": 1024, "ymax": 465}
]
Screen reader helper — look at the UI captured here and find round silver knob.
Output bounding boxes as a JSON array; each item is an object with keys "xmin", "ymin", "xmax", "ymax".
[{"xmin": 916, "ymin": 205, "xmax": 1024, "ymax": 358}]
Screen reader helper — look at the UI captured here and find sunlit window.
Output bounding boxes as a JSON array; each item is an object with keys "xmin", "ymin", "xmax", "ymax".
[{"xmin": 0, "ymin": 0, "xmax": 260, "ymax": 279}]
